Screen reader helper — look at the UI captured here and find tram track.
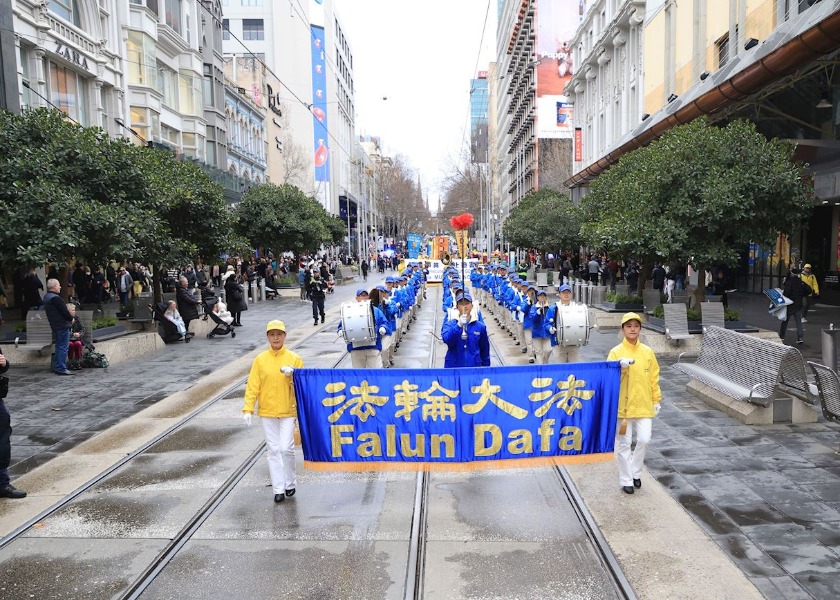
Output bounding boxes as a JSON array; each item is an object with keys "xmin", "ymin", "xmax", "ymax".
[
  {"xmin": 1, "ymin": 284, "xmax": 636, "ymax": 599},
  {"xmin": 0, "ymin": 320, "xmax": 352, "ymax": 597}
]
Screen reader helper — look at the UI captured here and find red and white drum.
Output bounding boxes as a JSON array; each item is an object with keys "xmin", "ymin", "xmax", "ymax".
[
  {"xmin": 556, "ymin": 303, "xmax": 591, "ymax": 347},
  {"xmin": 340, "ymin": 301, "xmax": 376, "ymax": 349}
]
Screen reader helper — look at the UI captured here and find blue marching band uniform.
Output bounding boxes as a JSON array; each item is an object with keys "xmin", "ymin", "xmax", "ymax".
[{"xmin": 337, "ymin": 260, "xmax": 586, "ymax": 369}]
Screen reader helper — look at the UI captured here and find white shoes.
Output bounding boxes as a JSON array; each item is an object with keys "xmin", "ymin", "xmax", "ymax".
[{"xmin": 802, "ymin": 318, "xmax": 808, "ymax": 323}]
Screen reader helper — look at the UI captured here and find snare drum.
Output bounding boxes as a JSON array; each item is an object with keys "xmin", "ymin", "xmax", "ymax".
[
  {"xmin": 340, "ymin": 301, "xmax": 376, "ymax": 349},
  {"xmin": 555, "ymin": 303, "xmax": 591, "ymax": 347}
]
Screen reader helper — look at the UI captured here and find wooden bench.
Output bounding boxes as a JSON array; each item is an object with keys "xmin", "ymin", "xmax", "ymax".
[
  {"xmin": 806, "ymin": 361, "xmax": 840, "ymax": 452},
  {"xmin": 674, "ymin": 326, "xmax": 816, "ymax": 424},
  {"xmin": 701, "ymin": 301, "xmax": 725, "ymax": 332},
  {"xmin": 663, "ymin": 303, "xmax": 692, "ymax": 343}
]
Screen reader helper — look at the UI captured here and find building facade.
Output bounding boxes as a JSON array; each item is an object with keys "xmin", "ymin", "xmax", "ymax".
[
  {"xmin": 13, "ymin": 0, "xmax": 126, "ymax": 131},
  {"xmin": 224, "ymin": 76, "xmax": 267, "ymax": 190},
  {"xmin": 565, "ymin": 0, "xmax": 840, "ymax": 301},
  {"xmin": 221, "ymin": 0, "xmax": 359, "ymax": 227}
]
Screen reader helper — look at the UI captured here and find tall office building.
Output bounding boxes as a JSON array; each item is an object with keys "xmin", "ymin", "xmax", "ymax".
[
  {"xmin": 470, "ymin": 73, "xmax": 489, "ymax": 164},
  {"xmin": 494, "ymin": 0, "xmax": 579, "ymax": 219},
  {"xmin": 221, "ymin": 0, "xmax": 357, "ymax": 221}
]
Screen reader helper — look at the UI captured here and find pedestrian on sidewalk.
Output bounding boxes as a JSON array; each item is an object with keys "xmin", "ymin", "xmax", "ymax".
[
  {"xmin": 43, "ymin": 279, "xmax": 74, "ymax": 376},
  {"xmin": 780, "ymin": 269, "xmax": 811, "ymax": 344},
  {"xmin": 242, "ymin": 320, "xmax": 304, "ymax": 503},
  {"xmin": 607, "ymin": 312, "xmax": 661, "ymax": 495},
  {"xmin": 308, "ymin": 272, "xmax": 327, "ymax": 326},
  {"xmin": 0, "ymin": 347, "xmax": 26, "ymax": 498},
  {"xmin": 800, "ymin": 264, "xmax": 820, "ymax": 322}
]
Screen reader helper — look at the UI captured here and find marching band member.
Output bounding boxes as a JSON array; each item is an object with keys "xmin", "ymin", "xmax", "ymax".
[
  {"xmin": 338, "ymin": 289, "xmax": 388, "ymax": 368},
  {"xmin": 522, "ymin": 285, "xmax": 538, "ymax": 363},
  {"xmin": 529, "ymin": 289, "xmax": 552, "ymax": 364},
  {"xmin": 376, "ymin": 285, "xmax": 398, "ymax": 367},
  {"xmin": 546, "ymin": 283, "xmax": 583, "ymax": 364},
  {"xmin": 441, "ymin": 292, "xmax": 490, "ymax": 368},
  {"xmin": 242, "ymin": 320, "xmax": 304, "ymax": 503}
]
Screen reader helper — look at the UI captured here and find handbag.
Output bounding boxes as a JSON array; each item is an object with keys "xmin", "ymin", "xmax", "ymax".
[
  {"xmin": 0, "ymin": 376, "xmax": 8, "ymax": 399},
  {"xmin": 230, "ymin": 287, "xmax": 243, "ymax": 302}
]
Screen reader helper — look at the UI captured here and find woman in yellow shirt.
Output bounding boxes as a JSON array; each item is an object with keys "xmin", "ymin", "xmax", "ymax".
[
  {"xmin": 242, "ymin": 320, "xmax": 304, "ymax": 503},
  {"xmin": 607, "ymin": 313, "xmax": 661, "ymax": 495}
]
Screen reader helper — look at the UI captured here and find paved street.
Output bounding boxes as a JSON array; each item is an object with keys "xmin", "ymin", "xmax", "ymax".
[{"xmin": 1, "ymin": 281, "xmax": 840, "ymax": 598}]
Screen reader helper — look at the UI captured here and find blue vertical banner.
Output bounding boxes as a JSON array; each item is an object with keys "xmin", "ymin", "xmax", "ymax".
[
  {"xmin": 294, "ymin": 362, "xmax": 621, "ymax": 470},
  {"xmin": 407, "ymin": 233, "xmax": 423, "ymax": 259},
  {"xmin": 310, "ymin": 25, "xmax": 329, "ymax": 182}
]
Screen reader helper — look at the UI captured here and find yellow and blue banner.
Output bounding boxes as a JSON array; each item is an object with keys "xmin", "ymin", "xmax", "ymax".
[{"xmin": 294, "ymin": 362, "xmax": 621, "ymax": 471}]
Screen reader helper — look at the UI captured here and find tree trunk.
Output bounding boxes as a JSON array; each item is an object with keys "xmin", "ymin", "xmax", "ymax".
[
  {"xmin": 153, "ymin": 264, "xmax": 163, "ymax": 305},
  {"xmin": 693, "ymin": 262, "xmax": 706, "ymax": 309}
]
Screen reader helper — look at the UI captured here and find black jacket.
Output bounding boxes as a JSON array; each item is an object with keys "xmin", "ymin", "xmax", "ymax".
[
  {"xmin": 308, "ymin": 278, "xmax": 327, "ymax": 299},
  {"xmin": 43, "ymin": 291, "xmax": 72, "ymax": 330},
  {"xmin": 0, "ymin": 346, "xmax": 8, "ymax": 374},
  {"xmin": 783, "ymin": 276, "xmax": 812, "ymax": 311},
  {"xmin": 176, "ymin": 285, "xmax": 202, "ymax": 320}
]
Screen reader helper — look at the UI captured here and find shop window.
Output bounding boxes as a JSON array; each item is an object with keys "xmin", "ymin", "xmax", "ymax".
[{"xmin": 49, "ymin": 61, "xmax": 89, "ymax": 125}]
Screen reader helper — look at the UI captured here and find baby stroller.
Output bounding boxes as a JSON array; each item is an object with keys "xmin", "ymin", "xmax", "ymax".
[
  {"xmin": 149, "ymin": 302, "xmax": 192, "ymax": 343},
  {"xmin": 203, "ymin": 297, "xmax": 235, "ymax": 339}
]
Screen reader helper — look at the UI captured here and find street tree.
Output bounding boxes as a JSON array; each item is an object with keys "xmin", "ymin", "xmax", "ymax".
[
  {"xmin": 234, "ymin": 182, "xmax": 337, "ymax": 255},
  {"xmin": 378, "ymin": 155, "xmax": 428, "ymax": 239},
  {"xmin": 580, "ymin": 118, "xmax": 811, "ymax": 300},
  {"xmin": 0, "ymin": 108, "xmax": 153, "ymax": 268},
  {"xmin": 502, "ymin": 189, "xmax": 582, "ymax": 257},
  {"xmin": 130, "ymin": 146, "xmax": 241, "ymax": 299}
]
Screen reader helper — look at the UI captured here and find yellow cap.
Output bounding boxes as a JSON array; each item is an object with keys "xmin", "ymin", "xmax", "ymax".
[
  {"xmin": 266, "ymin": 319, "xmax": 286, "ymax": 333},
  {"xmin": 803, "ymin": 264, "xmax": 812, "ymax": 269},
  {"xmin": 621, "ymin": 312, "xmax": 642, "ymax": 326}
]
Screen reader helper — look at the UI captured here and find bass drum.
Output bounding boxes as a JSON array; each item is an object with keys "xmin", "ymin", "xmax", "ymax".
[
  {"xmin": 340, "ymin": 300, "xmax": 376, "ymax": 349},
  {"xmin": 555, "ymin": 303, "xmax": 591, "ymax": 347}
]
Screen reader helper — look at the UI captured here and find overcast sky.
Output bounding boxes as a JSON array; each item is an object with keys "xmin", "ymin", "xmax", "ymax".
[{"xmin": 334, "ymin": 0, "xmax": 498, "ymax": 212}]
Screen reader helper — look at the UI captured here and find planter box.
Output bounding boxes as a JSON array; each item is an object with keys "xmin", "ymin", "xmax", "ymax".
[
  {"xmin": 92, "ymin": 324, "xmax": 126, "ymax": 342},
  {"xmin": 601, "ymin": 302, "xmax": 644, "ymax": 311}
]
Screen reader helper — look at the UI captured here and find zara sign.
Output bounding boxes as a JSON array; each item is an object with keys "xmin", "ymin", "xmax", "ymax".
[{"xmin": 55, "ymin": 43, "xmax": 90, "ymax": 72}]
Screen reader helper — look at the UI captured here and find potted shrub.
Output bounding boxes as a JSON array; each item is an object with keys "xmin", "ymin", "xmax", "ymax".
[
  {"xmin": 601, "ymin": 291, "xmax": 644, "ymax": 311},
  {"xmin": 724, "ymin": 309, "xmax": 747, "ymax": 330}
]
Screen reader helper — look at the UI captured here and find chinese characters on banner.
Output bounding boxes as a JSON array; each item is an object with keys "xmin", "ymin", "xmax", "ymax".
[{"xmin": 293, "ymin": 362, "xmax": 621, "ymax": 469}]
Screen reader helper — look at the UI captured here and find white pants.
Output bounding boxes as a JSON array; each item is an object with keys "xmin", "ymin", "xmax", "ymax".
[
  {"xmin": 615, "ymin": 417, "xmax": 652, "ymax": 486},
  {"xmin": 351, "ymin": 348, "xmax": 381, "ymax": 368},
  {"xmin": 533, "ymin": 337, "xmax": 552, "ymax": 364},
  {"xmin": 552, "ymin": 345, "xmax": 580, "ymax": 364},
  {"xmin": 381, "ymin": 334, "xmax": 393, "ymax": 367},
  {"xmin": 262, "ymin": 416, "xmax": 297, "ymax": 494}
]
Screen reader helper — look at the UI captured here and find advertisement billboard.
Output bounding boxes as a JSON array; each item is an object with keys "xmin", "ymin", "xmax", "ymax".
[
  {"xmin": 407, "ymin": 233, "xmax": 423, "ymax": 259},
  {"xmin": 310, "ymin": 24, "xmax": 329, "ymax": 182},
  {"xmin": 535, "ymin": 0, "xmax": 586, "ymax": 139}
]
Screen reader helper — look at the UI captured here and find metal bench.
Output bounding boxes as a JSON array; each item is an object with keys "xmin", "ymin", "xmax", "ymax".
[
  {"xmin": 15, "ymin": 312, "xmax": 54, "ymax": 356},
  {"xmin": 663, "ymin": 303, "xmax": 692, "ymax": 343},
  {"xmin": 701, "ymin": 301, "xmax": 725, "ymax": 332},
  {"xmin": 674, "ymin": 326, "xmax": 814, "ymax": 407},
  {"xmin": 807, "ymin": 361, "xmax": 840, "ymax": 452}
]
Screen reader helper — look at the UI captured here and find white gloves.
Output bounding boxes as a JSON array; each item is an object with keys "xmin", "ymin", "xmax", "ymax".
[
  {"xmin": 516, "ymin": 306, "xmax": 522, "ymax": 312},
  {"xmin": 459, "ymin": 314, "xmax": 468, "ymax": 326},
  {"xmin": 242, "ymin": 413, "xmax": 252, "ymax": 427},
  {"xmin": 379, "ymin": 326, "xmax": 387, "ymax": 335},
  {"xmin": 280, "ymin": 366, "xmax": 295, "ymax": 375},
  {"xmin": 654, "ymin": 403, "xmax": 661, "ymax": 416},
  {"xmin": 549, "ymin": 326, "xmax": 557, "ymax": 334},
  {"xmin": 619, "ymin": 358, "xmax": 634, "ymax": 368},
  {"xmin": 397, "ymin": 302, "xmax": 401, "ymax": 309}
]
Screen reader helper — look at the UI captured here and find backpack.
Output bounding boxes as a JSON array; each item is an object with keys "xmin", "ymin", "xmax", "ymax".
[{"xmin": 82, "ymin": 350, "xmax": 109, "ymax": 369}]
